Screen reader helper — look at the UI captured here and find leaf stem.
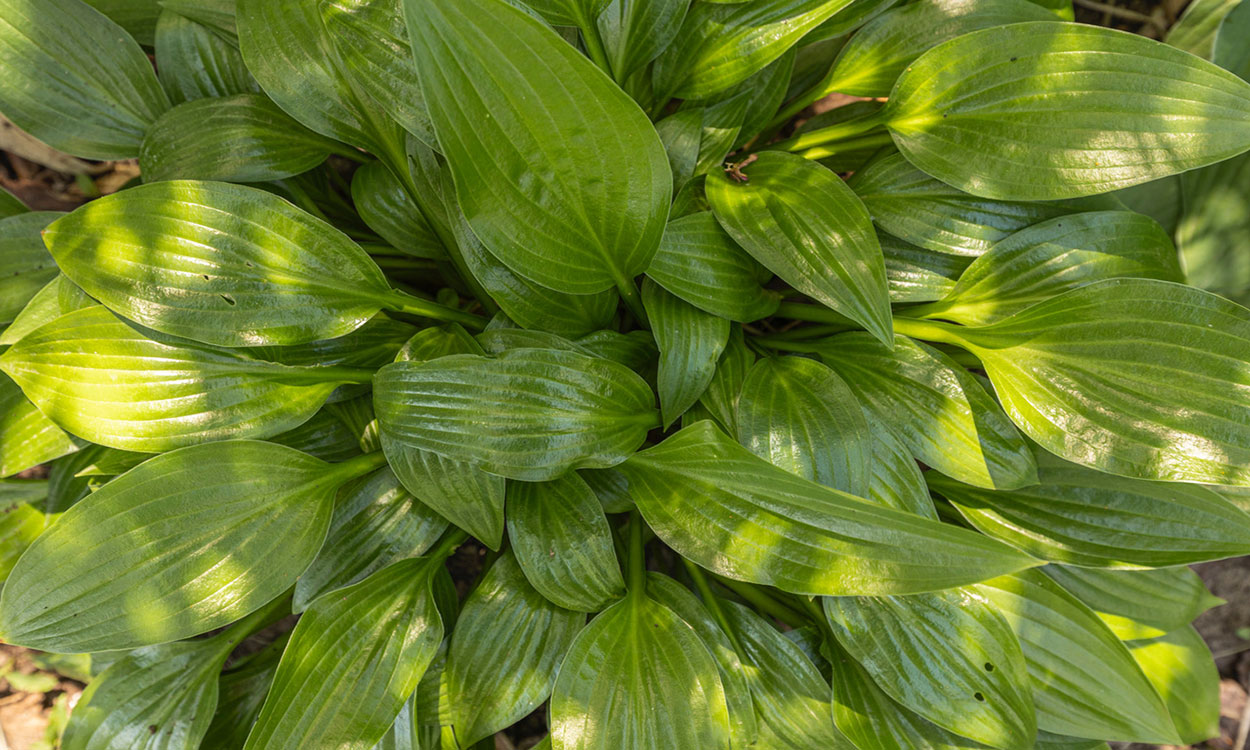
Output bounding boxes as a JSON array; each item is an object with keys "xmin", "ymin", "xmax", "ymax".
[
  {"xmin": 774, "ymin": 301, "xmax": 857, "ymax": 327},
  {"xmin": 616, "ymin": 276, "xmax": 651, "ymax": 329},
  {"xmin": 768, "ymin": 110, "xmax": 889, "ymax": 154},
  {"xmin": 324, "ymin": 450, "xmax": 389, "ymax": 486},
  {"xmin": 574, "ymin": 6, "xmax": 613, "ymax": 77},
  {"xmin": 711, "ymin": 574, "xmax": 810, "ymax": 627},
  {"xmin": 377, "ymin": 288, "xmax": 488, "ymax": 331},
  {"xmin": 890, "ymin": 316, "xmax": 973, "ymax": 348},
  {"xmin": 797, "ymin": 131, "xmax": 895, "ymax": 160},
  {"xmin": 429, "ymin": 527, "xmax": 470, "ymax": 562},
  {"xmin": 628, "ymin": 510, "xmax": 647, "ymax": 595},
  {"xmin": 753, "ymin": 337, "xmax": 821, "ymax": 354},
  {"xmin": 683, "ymin": 560, "xmax": 750, "ymax": 654}
]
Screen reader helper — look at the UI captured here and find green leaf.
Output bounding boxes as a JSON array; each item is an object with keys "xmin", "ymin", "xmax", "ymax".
[
  {"xmin": 849, "ymin": 151, "xmax": 1119, "ymax": 257},
  {"xmin": 405, "ymin": 0, "xmax": 670, "ymax": 295},
  {"xmin": 1127, "ymin": 626, "xmax": 1220, "ymax": 744},
  {"xmin": 737, "ymin": 355, "xmax": 870, "ymax": 497},
  {"xmin": 293, "ymin": 466, "xmax": 449, "ymax": 612},
  {"xmin": 644, "ymin": 279, "xmax": 731, "ymax": 428},
  {"xmin": 1112, "ymin": 175, "xmax": 1183, "ymax": 235},
  {"xmin": 0, "ymin": 371, "xmax": 80, "ymax": 478},
  {"xmin": 0, "ymin": 481, "xmax": 48, "ymax": 582},
  {"xmin": 884, "ymin": 22, "xmax": 1250, "ymax": 200},
  {"xmin": 507, "ymin": 472, "xmax": 625, "ymax": 612},
  {"xmin": 947, "ymin": 278, "xmax": 1250, "ymax": 486},
  {"xmin": 374, "ymin": 348, "xmax": 657, "ymax": 481},
  {"xmin": 1215, "ymin": 0, "xmax": 1250, "ymax": 78},
  {"xmin": 139, "ymin": 94, "xmax": 339, "ymax": 182},
  {"xmin": 598, "ymin": 0, "xmax": 688, "ymax": 82},
  {"xmin": 830, "ymin": 645, "xmax": 991, "ymax": 750},
  {"xmin": 707, "ymin": 152, "xmax": 891, "ymax": 343},
  {"xmin": 0, "ymin": 306, "xmax": 365, "ymax": 451},
  {"xmin": 655, "ymin": 109, "xmax": 704, "ymax": 195},
  {"xmin": 244, "ymin": 556, "xmax": 446, "ymax": 750},
  {"xmin": 698, "ymin": 327, "xmax": 754, "ymax": 435},
  {"xmin": 721, "ymin": 601, "xmax": 843, "ymax": 747},
  {"xmin": 153, "ymin": 9, "xmax": 258, "ymax": 105},
  {"xmin": 645, "ymin": 574, "xmax": 759, "ymax": 749},
  {"xmin": 515, "ymin": 0, "xmax": 608, "ymax": 25},
  {"xmin": 619, "ymin": 421, "xmax": 1038, "ymax": 595},
  {"xmin": 920, "ymin": 211, "xmax": 1183, "ymax": 325},
  {"xmin": 201, "ymin": 636, "xmax": 288, "ymax": 750},
  {"xmin": 976, "ymin": 570, "xmax": 1180, "ymax": 744},
  {"xmin": 866, "ymin": 420, "xmax": 937, "ymax": 517},
  {"xmin": 350, "ymin": 161, "xmax": 446, "ymax": 260},
  {"xmin": 160, "ymin": 0, "xmax": 237, "ymax": 38},
  {"xmin": 83, "ymin": 0, "xmax": 162, "ymax": 44},
  {"xmin": 44, "ymin": 180, "xmax": 398, "ymax": 348},
  {"xmin": 931, "ymin": 451, "xmax": 1250, "ymax": 567},
  {"xmin": 653, "ymin": 0, "xmax": 854, "ymax": 101},
  {"xmin": 0, "ymin": 274, "xmax": 94, "ymax": 347},
  {"xmin": 443, "ymin": 552, "xmax": 584, "ymax": 747},
  {"xmin": 549, "ymin": 590, "xmax": 731, "ymax": 749},
  {"xmin": 645, "ymin": 212, "xmax": 779, "ymax": 323},
  {"xmin": 268, "ymin": 406, "xmax": 363, "ymax": 462},
  {"xmin": 817, "ymin": 333, "xmax": 1037, "ymax": 490},
  {"xmin": 824, "ymin": 590, "xmax": 1035, "ymax": 749},
  {"xmin": 0, "ymin": 212, "xmax": 60, "ymax": 326},
  {"xmin": 0, "ymin": 185, "xmax": 28, "ymax": 218},
  {"xmin": 1176, "ymin": 152, "xmax": 1250, "ymax": 305},
  {"xmin": 0, "ymin": 0, "xmax": 169, "ymax": 159},
  {"xmin": 824, "ymin": 0, "xmax": 1053, "ymax": 97},
  {"xmin": 881, "ymin": 232, "xmax": 971, "ymax": 303},
  {"xmin": 1044, "ymin": 566, "xmax": 1222, "ymax": 641},
  {"xmin": 1167, "ymin": 0, "xmax": 1240, "ymax": 57},
  {"xmin": 0, "ymin": 442, "xmax": 380, "ymax": 652}
]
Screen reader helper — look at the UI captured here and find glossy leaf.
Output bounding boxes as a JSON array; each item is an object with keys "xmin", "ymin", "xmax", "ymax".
[
  {"xmin": 201, "ymin": 636, "xmax": 288, "ymax": 750},
  {"xmin": 140, "ymin": 94, "xmax": 338, "ymax": 182},
  {"xmin": 294, "ymin": 466, "xmax": 448, "ymax": 612},
  {"xmin": 866, "ymin": 421, "xmax": 936, "ymax": 517},
  {"xmin": 881, "ymin": 233, "xmax": 971, "ymax": 303},
  {"xmin": 83, "ymin": 0, "xmax": 162, "ymax": 44},
  {"xmin": 0, "ymin": 212, "xmax": 60, "ymax": 328},
  {"xmin": 0, "ymin": 0, "xmax": 169, "ymax": 159},
  {"xmin": 244, "ymin": 556, "xmax": 446, "ymax": 750},
  {"xmin": 931, "ymin": 451, "xmax": 1250, "ymax": 567},
  {"xmin": 0, "ymin": 441, "xmax": 379, "ymax": 652},
  {"xmin": 154, "ymin": 9, "xmax": 258, "ymax": 105},
  {"xmin": 350, "ymin": 161, "xmax": 446, "ymax": 260},
  {"xmin": 507, "ymin": 472, "xmax": 626, "ymax": 612},
  {"xmin": 0, "ymin": 481, "xmax": 47, "ymax": 581},
  {"xmin": 976, "ymin": 570, "xmax": 1180, "ymax": 744},
  {"xmin": 824, "ymin": 589, "xmax": 1035, "ymax": 749},
  {"xmin": 406, "ymin": 0, "xmax": 670, "ymax": 295},
  {"xmin": 443, "ymin": 553, "xmax": 584, "ymax": 747},
  {"xmin": 45, "ymin": 180, "xmax": 394, "ymax": 348},
  {"xmin": 374, "ymin": 348, "xmax": 657, "ymax": 481},
  {"xmin": 698, "ymin": 328, "xmax": 754, "ymax": 435},
  {"xmin": 0, "ymin": 371, "xmax": 79, "ymax": 477},
  {"xmin": 619, "ymin": 421, "xmax": 1038, "ymax": 595},
  {"xmin": 0, "ymin": 274, "xmax": 93, "ymax": 347},
  {"xmin": 737, "ymin": 355, "xmax": 870, "ymax": 497},
  {"xmin": 598, "ymin": 0, "xmax": 688, "ymax": 82},
  {"xmin": 885, "ymin": 22, "xmax": 1250, "ymax": 199},
  {"xmin": 817, "ymin": 333, "xmax": 1037, "ymax": 490},
  {"xmin": 0, "ymin": 307, "xmax": 362, "ymax": 451},
  {"xmin": 708, "ymin": 152, "xmax": 891, "ymax": 343},
  {"xmin": 921, "ymin": 211, "xmax": 1183, "ymax": 325},
  {"xmin": 950, "ymin": 279, "xmax": 1250, "ymax": 486},
  {"xmin": 1044, "ymin": 566, "xmax": 1222, "ymax": 641},
  {"xmin": 644, "ymin": 279, "xmax": 731, "ymax": 427},
  {"xmin": 1127, "ymin": 626, "xmax": 1220, "ymax": 744},
  {"xmin": 645, "ymin": 212, "xmax": 780, "ymax": 323},
  {"xmin": 1167, "ymin": 0, "xmax": 1240, "ymax": 57},
  {"xmin": 549, "ymin": 591, "xmax": 731, "ymax": 749},
  {"xmin": 1176, "ymin": 151, "xmax": 1250, "ymax": 305}
]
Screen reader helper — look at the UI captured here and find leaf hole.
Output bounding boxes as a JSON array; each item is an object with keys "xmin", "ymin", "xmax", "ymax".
[
  {"xmin": 973, "ymin": 692, "xmax": 985, "ymax": 702},
  {"xmin": 220, "ymin": 294, "xmax": 236, "ymax": 306},
  {"xmin": 984, "ymin": 663, "xmax": 994, "ymax": 672},
  {"xmin": 202, "ymin": 274, "xmax": 210, "ymax": 280}
]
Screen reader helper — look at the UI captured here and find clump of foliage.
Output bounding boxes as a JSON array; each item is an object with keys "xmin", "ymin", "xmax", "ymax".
[{"xmin": 1, "ymin": 0, "xmax": 1249, "ymax": 747}]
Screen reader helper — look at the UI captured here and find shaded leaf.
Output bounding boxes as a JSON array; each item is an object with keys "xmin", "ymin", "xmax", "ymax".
[
  {"xmin": 644, "ymin": 279, "xmax": 731, "ymax": 428},
  {"xmin": 0, "ymin": 212, "xmax": 61, "ymax": 326},
  {"xmin": 1044, "ymin": 566, "xmax": 1222, "ymax": 641},
  {"xmin": 1128, "ymin": 626, "xmax": 1220, "ymax": 745},
  {"xmin": 154, "ymin": 9, "xmax": 258, "ymax": 105}
]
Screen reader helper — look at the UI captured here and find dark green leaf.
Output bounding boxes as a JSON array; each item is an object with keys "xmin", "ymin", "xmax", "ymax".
[
  {"xmin": 881, "ymin": 232, "xmax": 971, "ymax": 303},
  {"xmin": 598, "ymin": 0, "xmax": 688, "ymax": 82},
  {"xmin": 866, "ymin": 421, "xmax": 936, "ymax": 517},
  {"xmin": 620, "ymin": 421, "xmax": 1038, "ymax": 595},
  {"xmin": 0, "ymin": 186, "xmax": 28, "ymax": 218},
  {"xmin": 0, "ymin": 0, "xmax": 169, "ymax": 159},
  {"xmin": 269, "ymin": 407, "xmax": 363, "ymax": 462},
  {"xmin": 1044, "ymin": 565, "xmax": 1223, "ymax": 641},
  {"xmin": 698, "ymin": 327, "xmax": 754, "ymax": 435},
  {"xmin": 0, "ymin": 371, "xmax": 79, "ymax": 477},
  {"xmin": 201, "ymin": 636, "xmax": 288, "ymax": 750},
  {"xmin": 154, "ymin": 9, "xmax": 258, "ymax": 105},
  {"xmin": 0, "ymin": 480, "xmax": 47, "ymax": 582},
  {"xmin": 350, "ymin": 161, "xmax": 446, "ymax": 260},
  {"xmin": 0, "ymin": 212, "xmax": 60, "ymax": 326},
  {"xmin": 507, "ymin": 472, "xmax": 626, "ymax": 612},
  {"xmin": 1, "ymin": 274, "xmax": 94, "ymax": 347},
  {"xmin": 83, "ymin": 0, "xmax": 162, "ymax": 45},
  {"xmin": 708, "ymin": 152, "xmax": 891, "ymax": 343},
  {"xmin": 1176, "ymin": 152, "xmax": 1250, "ymax": 305},
  {"xmin": 1215, "ymin": 0, "xmax": 1250, "ymax": 78},
  {"xmin": 1128, "ymin": 626, "xmax": 1220, "ymax": 744},
  {"xmin": 644, "ymin": 279, "xmax": 731, "ymax": 428}
]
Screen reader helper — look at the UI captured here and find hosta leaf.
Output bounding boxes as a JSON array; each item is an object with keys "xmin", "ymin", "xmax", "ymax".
[
  {"xmin": 721, "ymin": 601, "xmax": 843, "ymax": 748},
  {"xmin": 154, "ymin": 10, "xmax": 258, "ymax": 105},
  {"xmin": 944, "ymin": 279, "xmax": 1250, "ymax": 486},
  {"xmin": 0, "ymin": 212, "xmax": 60, "ymax": 325},
  {"xmin": 824, "ymin": 590, "xmax": 1035, "ymax": 749},
  {"xmin": 0, "ymin": 481, "xmax": 47, "ymax": 582},
  {"xmin": 268, "ymin": 407, "xmax": 360, "ymax": 462},
  {"xmin": 884, "ymin": 22, "xmax": 1250, "ymax": 200},
  {"xmin": 443, "ymin": 553, "xmax": 583, "ymax": 747},
  {"xmin": 507, "ymin": 473, "xmax": 625, "ymax": 612},
  {"xmin": 920, "ymin": 211, "xmax": 1183, "ymax": 325},
  {"xmin": 516, "ymin": 0, "xmax": 608, "ymax": 25},
  {"xmin": 201, "ymin": 636, "xmax": 288, "ymax": 750},
  {"xmin": 44, "ymin": 180, "xmax": 397, "ymax": 348},
  {"xmin": 619, "ymin": 421, "xmax": 1038, "ymax": 595},
  {"xmin": 653, "ymin": 0, "xmax": 854, "ymax": 101},
  {"xmin": 1167, "ymin": 0, "xmax": 1240, "ymax": 57},
  {"xmin": 1176, "ymin": 152, "xmax": 1250, "ymax": 305},
  {"xmin": 350, "ymin": 161, "xmax": 445, "ymax": 260},
  {"xmin": 83, "ymin": 0, "xmax": 162, "ymax": 44},
  {"xmin": 406, "ymin": 0, "xmax": 670, "ymax": 295},
  {"xmin": 646, "ymin": 574, "xmax": 759, "ymax": 749},
  {"xmin": 0, "ymin": 371, "xmax": 79, "ymax": 477},
  {"xmin": 140, "ymin": 94, "xmax": 339, "ymax": 183},
  {"xmin": 294, "ymin": 466, "xmax": 448, "ymax": 612},
  {"xmin": 825, "ymin": 0, "xmax": 1053, "ymax": 96},
  {"xmin": 976, "ymin": 570, "xmax": 1179, "ymax": 744},
  {"xmin": 1, "ymin": 274, "xmax": 93, "ymax": 347},
  {"xmin": 1113, "ymin": 176, "xmax": 1183, "ymax": 235},
  {"xmin": 598, "ymin": 0, "xmax": 688, "ymax": 82},
  {"xmin": 849, "ymin": 151, "xmax": 1117, "ymax": 257},
  {"xmin": 830, "ymin": 646, "xmax": 990, "ymax": 750},
  {"xmin": 0, "ymin": 442, "xmax": 383, "ymax": 652},
  {"xmin": 160, "ymin": 0, "xmax": 237, "ymax": 38},
  {"xmin": 1215, "ymin": 1, "xmax": 1250, "ymax": 78},
  {"xmin": 645, "ymin": 212, "xmax": 780, "ymax": 323},
  {"xmin": 707, "ymin": 152, "xmax": 891, "ymax": 343},
  {"xmin": 655, "ymin": 109, "xmax": 704, "ymax": 194},
  {"xmin": 0, "ymin": 307, "xmax": 365, "ymax": 451},
  {"xmin": 866, "ymin": 421, "xmax": 936, "ymax": 517},
  {"xmin": 737, "ymin": 355, "xmax": 870, "ymax": 497},
  {"xmin": 0, "ymin": 186, "xmax": 27, "ymax": 218},
  {"xmin": 817, "ymin": 333, "xmax": 1037, "ymax": 490},
  {"xmin": 244, "ymin": 555, "xmax": 447, "ymax": 750},
  {"xmin": 550, "ymin": 591, "xmax": 731, "ymax": 749},
  {"xmin": 698, "ymin": 327, "xmax": 754, "ymax": 435},
  {"xmin": 644, "ymin": 279, "xmax": 731, "ymax": 428},
  {"xmin": 374, "ymin": 348, "xmax": 657, "ymax": 481},
  {"xmin": 931, "ymin": 451, "xmax": 1250, "ymax": 567},
  {"xmin": 0, "ymin": 0, "xmax": 169, "ymax": 159},
  {"xmin": 1044, "ymin": 566, "xmax": 1222, "ymax": 641},
  {"xmin": 1127, "ymin": 626, "xmax": 1220, "ymax": 744},
  {"xmin": 881, "ymin": 233, "xmax": 971, "ymax": 303}
]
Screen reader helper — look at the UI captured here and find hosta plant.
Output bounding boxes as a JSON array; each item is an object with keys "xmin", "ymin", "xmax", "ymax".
[{"xmin": 1, "ymin": 0, "xmax": 1250, "ymax": 747}]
